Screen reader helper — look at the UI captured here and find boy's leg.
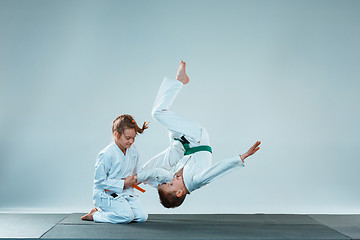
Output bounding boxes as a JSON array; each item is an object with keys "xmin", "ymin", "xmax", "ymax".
[
  {"xmin": 141, "ymin": 62, "xmax": 209, "ymax": 174},
  {"xmin": 152, "ymin": 75, "xmax": 203, "ymax": 143}
]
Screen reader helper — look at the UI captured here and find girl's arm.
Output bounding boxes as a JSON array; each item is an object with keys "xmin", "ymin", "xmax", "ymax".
[{"xmin": 94, "ymin": 153, "xmax": 126, "ymax": 193}]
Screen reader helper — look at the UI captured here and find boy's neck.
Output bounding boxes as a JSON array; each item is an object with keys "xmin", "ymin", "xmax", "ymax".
[
  {"xmin": 175, "ymin": 168, "xmax": 189, "ymax": 195},
  {"xmin": 182, "ymin": 177, "xmax": 189, "ymax": 195}
]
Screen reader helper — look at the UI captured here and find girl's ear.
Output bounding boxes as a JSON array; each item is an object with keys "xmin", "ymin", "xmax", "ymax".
[
  {"xmin": 176, "ymin": 190, "xmax": 183, "ymax": 198},
  {"xmin": 114, "ymin": 131, "xmax": 120, "ymax": 139}
]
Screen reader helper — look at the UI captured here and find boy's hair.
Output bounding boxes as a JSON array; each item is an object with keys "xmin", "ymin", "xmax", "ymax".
[
  {"xmin": 112, "ymin": 114, "xmax": 148, "ymax": 135},
  {"xmin": 158, "ymin": 188, "xmax": 186, "ymax": 208}
]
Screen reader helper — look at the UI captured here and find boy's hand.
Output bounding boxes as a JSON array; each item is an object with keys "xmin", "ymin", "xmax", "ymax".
[
  {"xmin": 123, "ymin": 175, "xmax": 137, "ymax": 189},
  {"xmin": 240, "ymin": 141, "xmax": 261, "ymax": 163}
]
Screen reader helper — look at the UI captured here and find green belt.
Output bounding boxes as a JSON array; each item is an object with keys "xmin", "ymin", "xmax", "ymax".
[{"xmin": 174, "ymin": 137, "xmax": 212, "ymax": 156}]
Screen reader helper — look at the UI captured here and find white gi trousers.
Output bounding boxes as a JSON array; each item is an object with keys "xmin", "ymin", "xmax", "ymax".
[{"xmin": 93, "ymin": 193, "xmax": 147, "ymax": 224}]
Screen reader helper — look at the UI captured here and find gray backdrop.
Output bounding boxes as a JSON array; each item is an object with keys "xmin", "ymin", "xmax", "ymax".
[{"xmin": 1, "ymin": 0, "xmax": 359, "ymax": 214}]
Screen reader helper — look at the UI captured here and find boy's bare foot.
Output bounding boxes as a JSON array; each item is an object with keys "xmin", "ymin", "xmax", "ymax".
[
  {"xmin": 81, "ymin": 208, "xmax": 98, "ymax": 221},
  {"xmin": 176, "ymin": 60, "xmax": 189, "ymax": 85}
]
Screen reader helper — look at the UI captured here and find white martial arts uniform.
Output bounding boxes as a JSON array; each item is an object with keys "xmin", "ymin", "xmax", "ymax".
[
  {"xmin": 92, "ymin": 142, "xmax": 147, "ymax": 223},
  {"xmin": 141, "ymin": 77, "xmax": 245, "ymax": 193}
]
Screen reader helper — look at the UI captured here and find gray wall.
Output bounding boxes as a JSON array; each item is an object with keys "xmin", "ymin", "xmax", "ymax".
[{"xmin": 1, "ymin": 0, "xmax": 359, "ymax": 214}]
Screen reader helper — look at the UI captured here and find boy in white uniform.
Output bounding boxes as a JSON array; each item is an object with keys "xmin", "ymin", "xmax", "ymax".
[
  {"xmin": 138, "ymin": 61, "xmax": 261, "ymax": 208},
  {"xmin": 81, "ymin": 115, "xmax": 149, "ymax": 223}
]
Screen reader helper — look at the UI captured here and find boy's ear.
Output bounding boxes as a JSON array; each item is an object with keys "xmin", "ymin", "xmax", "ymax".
[{"xmin": 175, "ymin": 190, "xmax": 183, "ymax": 198}]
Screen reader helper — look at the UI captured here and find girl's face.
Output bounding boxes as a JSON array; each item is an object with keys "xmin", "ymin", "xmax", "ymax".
[{"xmin": 117, "ymin": 128, "xmax": 136, "ymax": 150}]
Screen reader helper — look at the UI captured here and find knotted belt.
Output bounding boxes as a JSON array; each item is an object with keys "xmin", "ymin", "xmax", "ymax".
[
  {"xmin": 104, "ymin": 183, "xmax": 145, "ymax": 198},
  {"xmin": 174, "ymin": 136, "xmax": 212, "ymax": 155}
]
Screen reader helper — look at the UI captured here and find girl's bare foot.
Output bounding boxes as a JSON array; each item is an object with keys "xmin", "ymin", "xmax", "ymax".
[
  {"xmin": 81, "ymin": 208, "xmax": 98, "ymax": 221},
  {"xmin": 176, "ymin": 60, "xmax": 189, "ymax": 85}
]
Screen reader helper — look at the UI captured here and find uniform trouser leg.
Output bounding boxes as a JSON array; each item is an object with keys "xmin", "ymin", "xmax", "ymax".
[
  {"xmin": 152, "ymin": 77, "xmax": 204, "ymax": 143},
  {"xmin": 141, "ymin": 77, "xmax": 211, "ymax": 172},
  {"xmin": 126, "ymin": 195, "xmax": 148, "ymax": 223},
  {"xmin": 93, "ymin": 196, "xmax": 147, "ymax": 224},
  {"xmin": 142, "ymin": 77, "xmax": 208, "ymax": 172}
]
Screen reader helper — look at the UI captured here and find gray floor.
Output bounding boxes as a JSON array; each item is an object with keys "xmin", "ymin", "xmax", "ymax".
[{"xmin": 0, "ymin": 213, "xmax": 359, "ymax": 240}]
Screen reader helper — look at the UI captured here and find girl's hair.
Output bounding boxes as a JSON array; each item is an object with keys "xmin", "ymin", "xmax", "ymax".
[{"xmin": 112, "ymin": 114, "xmax": 148, "ymax": 136}]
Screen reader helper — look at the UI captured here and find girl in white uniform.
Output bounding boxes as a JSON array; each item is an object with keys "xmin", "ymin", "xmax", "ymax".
[
  {"xmin": 138, "ymin": 61, "xmax": 261, "ymax": 208},
  {"xmin": 81, "ymin": 115, "xmax": 149, "ymax": 223}
]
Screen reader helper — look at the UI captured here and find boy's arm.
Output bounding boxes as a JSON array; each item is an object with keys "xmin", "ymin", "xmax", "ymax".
[
  {"xmin": 192, "ymin": 156, "xmax": 244, "ymax": 190},
  {"xmin": 136, "ymin": 168, "xmax": 172, "ymax": 187},
  {"xmin": 192, "ymin": 141, "xmax": 261, "ymax": 190}
]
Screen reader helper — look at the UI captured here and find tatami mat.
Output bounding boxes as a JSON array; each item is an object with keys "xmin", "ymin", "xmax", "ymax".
[{"xmin": 1, "ymin": 213, "xmax": 359, "ymax": 240}]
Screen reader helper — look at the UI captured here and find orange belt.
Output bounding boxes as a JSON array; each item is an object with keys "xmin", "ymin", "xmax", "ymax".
[
  {"xmin": 104, "ymin": 184, "xmax": 145, "ymax": 195},
  {"xmin": 132, "ymin": 184, "xmax": 146, "ymax": 193}
]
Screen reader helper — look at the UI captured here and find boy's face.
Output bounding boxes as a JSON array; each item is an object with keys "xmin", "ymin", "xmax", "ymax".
[
  {"xmin": 118, "ymin": 128, "xmax": 136, "ymax": 149},
  {"xmin": 158, "ymin": 176, "xmax": 184, "ymax": 195}
]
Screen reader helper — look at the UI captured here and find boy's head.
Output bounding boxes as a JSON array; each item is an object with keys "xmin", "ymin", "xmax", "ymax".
[
  {"xmin": 157, "ymin": 176, "xmax": 187, "ymax": 208},
  {"xmin": 112, "ymin": 114, "xmax": 148, "ymax": 149}
]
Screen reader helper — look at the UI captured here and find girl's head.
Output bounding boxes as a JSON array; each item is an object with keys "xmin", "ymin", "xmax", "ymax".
[{"xmin": 112, "ymin": 114, "xmax": 148, "ymax": 150}]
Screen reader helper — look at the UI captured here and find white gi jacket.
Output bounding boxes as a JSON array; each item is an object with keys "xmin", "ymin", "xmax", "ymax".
[
  {"xmin": 92, "ymin": 142, "xmax": 147, "ymax": 224},
  {"xmin": 140, "ymin": 77, "xmax": 245, "ymax": 193},
  {"xmin": 93, "ymin": 142, "xmax": 140, "ymax": 203}
]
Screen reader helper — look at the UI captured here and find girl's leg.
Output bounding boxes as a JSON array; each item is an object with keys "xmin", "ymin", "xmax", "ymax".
[
  {"xmin": 93, "ymin": 196, "xmax": 134, "ymax": 224},
  {"xmin": 126, "ymin": 195, "xmax": 148, "ymax": 223}
]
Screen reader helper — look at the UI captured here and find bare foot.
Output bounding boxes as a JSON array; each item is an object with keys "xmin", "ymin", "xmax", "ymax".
[
  {"xmin": 176, "ymin": 60, "xmax": 189, "ymax": 85},
  {"xmin": 81, "ymin": 208, "xmax": 98, "ymax": 221}
]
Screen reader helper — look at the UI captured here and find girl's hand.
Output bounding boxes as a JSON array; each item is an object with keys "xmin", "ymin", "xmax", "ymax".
[
  {"xmin": 240, "ymin": 141, "xmax": 261, "ymax": 163},
  {"xmin": 123, "ymin": 175, "xmax": 137, "ymax": 189}
]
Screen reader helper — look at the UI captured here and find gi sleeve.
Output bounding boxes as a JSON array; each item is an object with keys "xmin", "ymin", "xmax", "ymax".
[
  {"xmin": 137, "ymin": 168, "xmax": 172, "ymax": 184},
  {"xmin": 93, "ymin": 152, "xmax": 125, "ymax": 193},
  {"xmin": 192, "ymin": 156, "xmax": 244, "ymax": 190}
]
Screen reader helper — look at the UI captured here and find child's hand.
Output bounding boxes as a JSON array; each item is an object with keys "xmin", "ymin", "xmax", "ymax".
[
  {"xmin": 240, "ymin": 141, "xmax": 261, "ymax": 163},
  {"xmin": 123, "ymin": 175, "xmax": 137, "ymax": 189}
]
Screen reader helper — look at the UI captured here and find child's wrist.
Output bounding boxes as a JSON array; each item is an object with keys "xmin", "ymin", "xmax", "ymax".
[{"xmin": 240, "ymin": 153, "xmax": 247, "ymax": 163}]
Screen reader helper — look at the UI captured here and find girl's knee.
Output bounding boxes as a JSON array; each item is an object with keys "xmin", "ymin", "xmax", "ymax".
[
  {"xmin": 134, "ymin": 212, "xmax": 148, "ymax": 223},
  {"xmin": 113, "ymin": 210, "xmax": 134, "ymax": 224}
]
